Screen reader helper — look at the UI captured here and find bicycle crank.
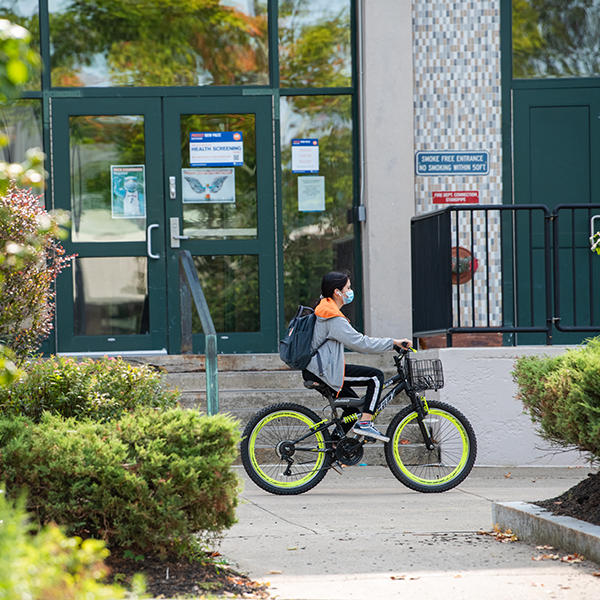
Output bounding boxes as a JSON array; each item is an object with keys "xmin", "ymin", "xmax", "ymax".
[{"xmin": 335, "ymin": 437, "xmax": 364, "ymax": 466}]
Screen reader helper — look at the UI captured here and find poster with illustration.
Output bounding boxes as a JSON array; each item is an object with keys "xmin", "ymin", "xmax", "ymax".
[
  {"xmin": 111, "ymin": 165, "xmax": 146, "ymax": 218},
  {"xmin": 181, "ymin": 168, "xmax": 236, "ymax": 204}
]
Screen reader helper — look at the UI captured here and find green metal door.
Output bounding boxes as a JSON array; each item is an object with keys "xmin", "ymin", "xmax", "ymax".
[
  {"xmin": 513, "ymin": 87, "xmax": 600, "ymax": 344},
  {"xmin": 163, "ymin": 96, "xmax": 278, "ymax": 354},
  {"xmin": 52, "ymin": 95, "xmax": 278, "ymax": 355},
  {"xmin": 52, "ymin": 97, "xmax": 168, "ymax": 354}
]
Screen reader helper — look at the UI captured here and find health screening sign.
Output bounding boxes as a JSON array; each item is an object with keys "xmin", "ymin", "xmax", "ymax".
[
  {"xmin": 415, "ymin": 151, "xmax": 489, "ymax": 176},
  {"xmin": 190, "ymin": 132, "xmax": 244, "ymax": 167}
]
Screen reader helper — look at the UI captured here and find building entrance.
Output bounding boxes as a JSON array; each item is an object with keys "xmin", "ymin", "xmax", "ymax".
[{"xmin": 52, "ymin": 95, "xmax": 278, "ymax": 355}]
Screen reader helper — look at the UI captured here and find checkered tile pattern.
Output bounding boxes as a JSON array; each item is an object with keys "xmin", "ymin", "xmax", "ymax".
[{"xmin": 413, "ymin": 1, "xmax": 503, "ymax": 327}]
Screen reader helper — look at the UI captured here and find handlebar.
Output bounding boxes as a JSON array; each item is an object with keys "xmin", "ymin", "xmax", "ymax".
[{"xmin": 393, "ymin": 342, "xmax": 417, "ymax": 355}]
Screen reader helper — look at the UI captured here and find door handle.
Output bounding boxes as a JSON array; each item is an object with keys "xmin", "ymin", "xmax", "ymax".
[
  {"xmin": 170, "ymin": 217, "xmax": 189, "ymax": 248},
  {"xmin": 169, "ymin": 176, "xmax": 176, "ymax": 200},
  {"xmin": 147, "ymin": 224, "xmax": 160, "ymax": 259}
]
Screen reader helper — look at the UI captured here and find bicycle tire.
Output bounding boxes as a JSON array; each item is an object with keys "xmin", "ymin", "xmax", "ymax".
[
  {"xmin": 384, "ymin": 400, "xmax": 477, "ymax": 493},
  {"xmin": 240, "ymin": 402, "xmax": 332, "ymax": 495}
]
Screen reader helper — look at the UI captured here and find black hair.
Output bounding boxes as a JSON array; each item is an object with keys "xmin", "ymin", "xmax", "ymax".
[{"xmin": 321, "ymin": 270, "xmax": 350, "ymax": 299}]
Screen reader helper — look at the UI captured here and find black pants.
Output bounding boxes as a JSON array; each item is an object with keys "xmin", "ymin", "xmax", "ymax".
[
  {"xmin": 303, "ymin": 364, "xmax": 385, "ymax": 415},
  {"xmin": 341, "ymin": 364, "xmax": 385, "ymax": 415}
]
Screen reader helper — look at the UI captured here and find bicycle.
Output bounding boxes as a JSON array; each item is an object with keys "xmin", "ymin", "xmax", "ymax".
[{"xmin": 240, "ymin": 345, "xmax": 477, "ymax": 495}]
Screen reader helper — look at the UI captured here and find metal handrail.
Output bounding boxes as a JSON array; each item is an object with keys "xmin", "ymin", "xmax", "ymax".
[{"xmin": 179, "ymin": 249, "xmax": 218, "ymax": 415}]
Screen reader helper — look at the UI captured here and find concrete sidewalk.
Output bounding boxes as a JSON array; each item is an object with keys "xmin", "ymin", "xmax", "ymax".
[{"xmin": 220, "ymin": 466, "xmax": 600, "ymax": 600}]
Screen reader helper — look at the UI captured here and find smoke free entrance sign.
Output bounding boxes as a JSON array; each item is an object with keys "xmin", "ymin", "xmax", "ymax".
[{"xmin": 415, "ymin": 151, "xmax": 489, "ymax": 175}]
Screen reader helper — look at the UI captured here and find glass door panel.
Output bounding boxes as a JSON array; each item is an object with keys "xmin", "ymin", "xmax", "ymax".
[
  {"xmin": 180, "ymin": 113, "xmax": 258, "ymax": 240},
  {"xmin": 69, "ymin": 115, "xmax": 146, "ymax": 242},
  {"xmin": 52, "ymin": 98, "xmax": 167, "ymax": 354},
  {"xmin": 164, "ymin": 96, "xmax": 277, "ymax": 354}
]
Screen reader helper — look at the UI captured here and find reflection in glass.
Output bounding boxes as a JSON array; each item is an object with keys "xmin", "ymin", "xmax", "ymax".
[
  {"xmin": 513, "ymin": 1, "xmax": 600, "ymax": 78},
  {"xmin": 279, "ymin": 0, "xmax": 351, "ymax": 88},
  {"xmin": 180, "ymin": 114, "xmax": 257, "ymax": 239},
  {"xmin": 280, "ymin": 95, "xmax": 355, "ymax": 323},
  {"xmin": 73, "ymin": 257, "xmax": 149, "ymax": 336},
  {"xmin": 69, "ymin": 115, "xmax": 145, "ymax": 242},
  {"xmin": 0, "ymin": 100, "xmax": 43, "ymax": 193},
  {"xmin": 0, "ymin": 0, "xmax": 40, "ymax": 90},
  {"xmin": 49, "ymin": 0, "xmax": 269, "ymax": 87},
  {"xmin": 192, "ymin": 255, "xmax": 260, "ymax": 333}
]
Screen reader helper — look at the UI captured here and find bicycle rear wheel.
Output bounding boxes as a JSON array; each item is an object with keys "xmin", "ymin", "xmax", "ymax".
[
  {"xmin": 385, "ymin": 400, "xmax": 477, "ymax": 493},
  {"xmin": 240, "ymin": 402, "xmax": 331, "ymax": 495}
]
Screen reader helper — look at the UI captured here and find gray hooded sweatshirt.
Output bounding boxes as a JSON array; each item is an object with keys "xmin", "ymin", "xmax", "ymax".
[{"xmin": 306, "ymin": 311, "xmax": 393, "ymax": 392}]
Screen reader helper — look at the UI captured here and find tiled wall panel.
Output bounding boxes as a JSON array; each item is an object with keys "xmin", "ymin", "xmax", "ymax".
[{"xmin": 413, "ymin": 1, "xmax": 503, "ymax": 328}]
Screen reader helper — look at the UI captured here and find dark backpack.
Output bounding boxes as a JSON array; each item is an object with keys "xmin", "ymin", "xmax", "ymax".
[{"xmin": 279, "ymin": 305, "xmax": 324, "ymax": 370}]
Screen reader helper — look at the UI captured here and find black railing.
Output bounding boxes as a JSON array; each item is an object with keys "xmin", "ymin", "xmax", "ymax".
[{"xmin": 412, "ymin": 204, "xmax": 600, "ymax": 346}]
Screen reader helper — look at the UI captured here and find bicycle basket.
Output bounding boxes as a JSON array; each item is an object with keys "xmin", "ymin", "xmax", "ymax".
[{"xmin": 406, "ymin": 358, "xmax": 444, "ymax": 391}]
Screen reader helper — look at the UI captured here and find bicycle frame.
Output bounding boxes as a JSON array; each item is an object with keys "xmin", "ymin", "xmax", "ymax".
[{"xmin": 297, "ymin": 350, "xmax": 436, "ymax": 457}]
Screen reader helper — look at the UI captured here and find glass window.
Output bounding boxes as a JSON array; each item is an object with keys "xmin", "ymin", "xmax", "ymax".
[
  {"xmin": 73, "ymin": 256, "xmax": 149, "ymax": 335},
  {"xmin": 279, "ymin": 0, "xmax": 352, "ymax": 88},
  {"xmin": 69, "ymin": 114, "xmax": 146, "ymax": 243},
  {"xmin": 49, "ymin": 0, "xmax": 269, "ymax": 87},
  {"xmin": 192, "ymin": 255, "xmax": 260, "ymax": 333},
  {"xmin": 280, "ymin": 95, "xmax": 355, "ymax": 323},
  {"xmin": 180, "ymin": 113, "xmax": 258, "ymax": 240},
  {"xmin": 513, "ymin": 0, "xmax": 600, "ymax": 78},
  {"xmin": 0, "ymin": 0, "xmax": 40, "ymax": 91},
  {"xmin": 0, "ymin": 99, "xmax": 43, "ymax": 194}
]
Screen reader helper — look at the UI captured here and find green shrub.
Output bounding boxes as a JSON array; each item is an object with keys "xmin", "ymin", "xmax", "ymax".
[
  {"xmin": 0, "ymin": 490, "xmax": 145, "ymax": 599},
  {"xmin": 0, "ymin": 409, "xmax": 240, "ymax": 554},
  {"xmin": 0, "ymin": 356, "xmax": 179, "ymax": 422},
  {"xmin": 513, "ymin": 337, "xmax": 600, "ymax": 459}
]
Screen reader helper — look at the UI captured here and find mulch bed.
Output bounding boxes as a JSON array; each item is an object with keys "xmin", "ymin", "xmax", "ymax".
[
  {"xmin": 535, "ymin": 471, "xmax": 600, "ymax": 527},
  {"xmin": 105, "ymin": 549, "xmax": 270, "ymax": 599}
]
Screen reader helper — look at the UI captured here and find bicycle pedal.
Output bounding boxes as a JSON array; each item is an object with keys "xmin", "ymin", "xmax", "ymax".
[{"xmin": 330, "ymin": 462, "xmax": 347, "ymax": 475}]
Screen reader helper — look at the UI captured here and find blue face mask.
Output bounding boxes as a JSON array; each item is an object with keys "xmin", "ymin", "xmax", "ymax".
[{"xmin": 342, "ymin": 289, "xmax": 354, "ymax": 305}]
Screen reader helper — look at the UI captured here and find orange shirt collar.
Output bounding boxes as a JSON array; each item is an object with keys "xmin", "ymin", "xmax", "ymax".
[{"xmin": 315, "ymin": 297, "xmax": 350, "ymax": 321}]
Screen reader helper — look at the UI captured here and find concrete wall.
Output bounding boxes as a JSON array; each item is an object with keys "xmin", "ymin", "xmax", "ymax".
[
  {"xmin": 418, "ymin": 347, "xmax": 591, "ymax": 467},
  {"xmin": 361, "ymin": 0, "xmax": 414, "ymax": 339}
]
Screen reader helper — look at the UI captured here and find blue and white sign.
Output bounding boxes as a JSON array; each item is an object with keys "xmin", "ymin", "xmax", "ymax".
[
  {"xmin": 190, "ymin": 132, "xmax": 243, "ymax": 167},
  {"xmin": 292, "ymin": 139, "xmax": 319, "ymax": 173},
  {"xmin": 416, "ymin": 151, "xmax": 489, "ymax": 176}
]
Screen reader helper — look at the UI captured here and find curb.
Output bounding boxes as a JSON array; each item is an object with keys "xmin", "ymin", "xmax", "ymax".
[{"xmin": 492, "ymin": 501, "xmax": 600, "ymax": 564}]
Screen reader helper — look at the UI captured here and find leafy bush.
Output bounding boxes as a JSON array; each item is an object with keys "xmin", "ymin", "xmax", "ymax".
[
  {"xmin": 0, "ymin": 184, "xmax": 72, "ymax": 356},
  {"xmin": 0, "ymin": 356, "xmax": 179, "ymax": 422},
  {"xmin": 0, "ymin": 490, "xmax": 145, "ymax": 599},
  {"xmin": 513, "ymin": 337, "xmax": 600, "ymax": 459},
  {"xmin": 0, "ymin": 409, "xmax": 240, "ymax": 554}
]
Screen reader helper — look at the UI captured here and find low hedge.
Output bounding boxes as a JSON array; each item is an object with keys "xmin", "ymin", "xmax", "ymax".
[
  {"xmin": 0, "ymin": 356, "xmax": 179, "ymax": 422},
  {"xmin": 0, "ymin": 408, "xmax": 240, "ymax": 554},
  {"xmin": 513, "ymin": 337, "xmax": 600, "ymax": 460}
]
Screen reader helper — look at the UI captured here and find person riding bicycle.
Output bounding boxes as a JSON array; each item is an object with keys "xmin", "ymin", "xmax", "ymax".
[{"xmin": 302, "ymin": 270, "xmax": 411, "ymax": 442}]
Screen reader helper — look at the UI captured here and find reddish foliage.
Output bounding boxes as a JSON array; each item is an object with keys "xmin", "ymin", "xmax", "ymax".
[{"xmin": 0, "ymin": 184, "xmax": 73, "ymax": 355}]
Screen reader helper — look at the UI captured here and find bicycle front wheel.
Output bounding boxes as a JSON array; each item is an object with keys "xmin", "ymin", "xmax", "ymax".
[
  {"xmin": 240, "ymin": 402, "xmax": 331, "ymax": 495},
  {"xmin": 385, "ymin": 400, "xmax": 477, "ymax": 493}
]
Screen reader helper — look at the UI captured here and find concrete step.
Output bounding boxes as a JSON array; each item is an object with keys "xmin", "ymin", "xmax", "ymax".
[{"xmin": 129, "ymin": 351, "xmax": 398, "ymax": 376}]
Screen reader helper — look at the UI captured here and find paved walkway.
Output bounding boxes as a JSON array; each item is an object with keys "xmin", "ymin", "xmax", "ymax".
[{"xmin": 220, "ymin": 466, "xmax": 600, "ymax": 600}]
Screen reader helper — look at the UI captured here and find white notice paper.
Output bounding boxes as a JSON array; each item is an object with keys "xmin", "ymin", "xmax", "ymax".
[
  {"xmin": 298, "ymin": 176, "xmax": 325, "ymax": 212},
  {"xmin": 292, "ymin": 139, "xmax": 319, "ymax": 173}
]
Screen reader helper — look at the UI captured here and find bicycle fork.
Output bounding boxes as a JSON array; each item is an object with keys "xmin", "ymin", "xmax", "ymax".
[{"xmin": 412, "ymin": 394, "xmax": 436, "ymax": 451}]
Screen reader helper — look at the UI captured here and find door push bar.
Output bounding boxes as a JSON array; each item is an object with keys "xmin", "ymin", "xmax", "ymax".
[{"xmin": 170, "ymin": 217, "xmax": 189, "ymax": 248}]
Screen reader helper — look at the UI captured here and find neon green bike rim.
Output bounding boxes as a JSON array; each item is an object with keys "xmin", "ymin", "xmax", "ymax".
[
  {"xmin": 392, "ymin": 408, "xmax": 470, "ymax": 486},
  {"xmin": 249, "ymin": 410, "xmax": 327, "ymax": 488}
]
